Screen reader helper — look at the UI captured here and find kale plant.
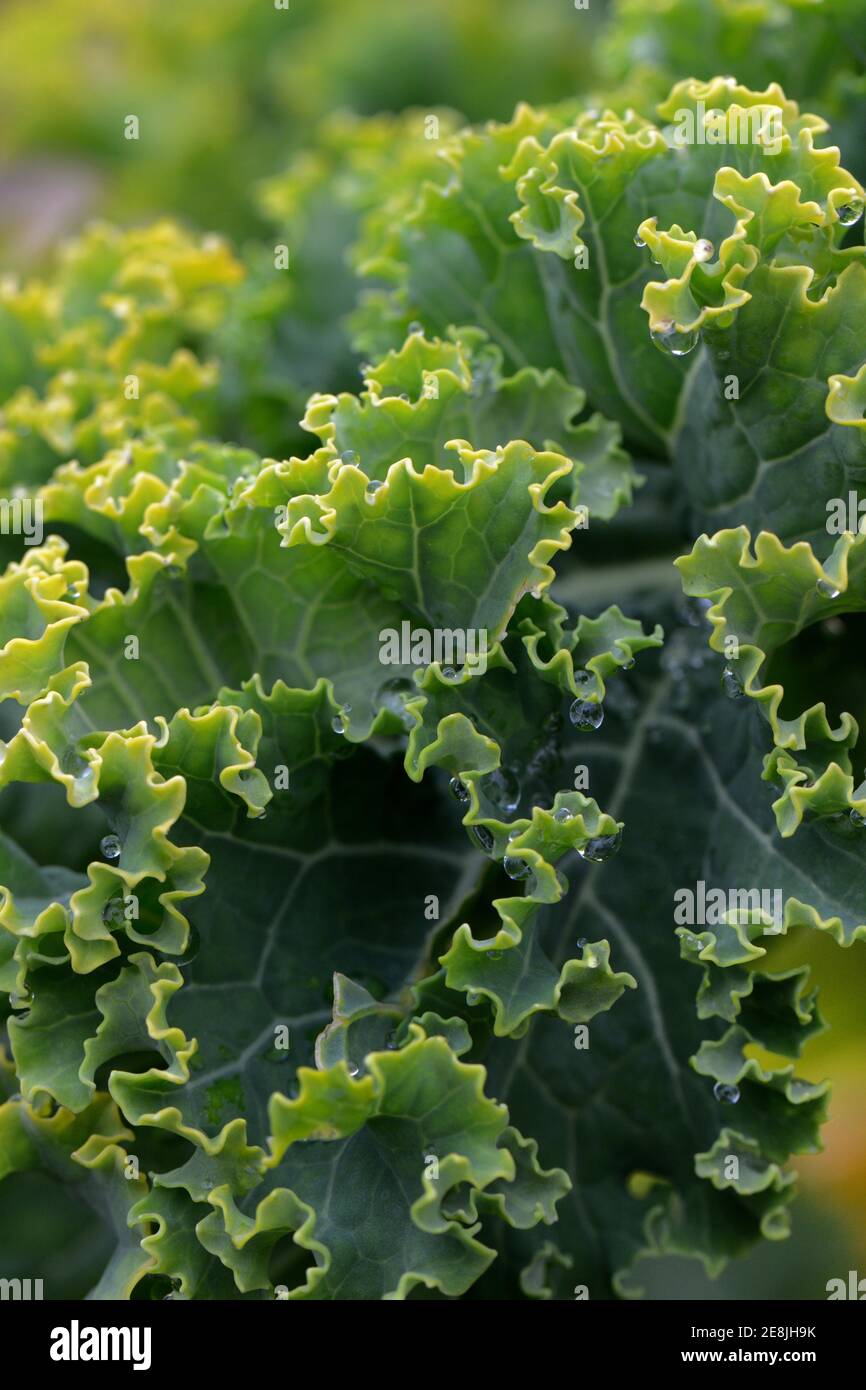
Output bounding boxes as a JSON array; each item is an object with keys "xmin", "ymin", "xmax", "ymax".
[{"xmin": 1, "ymin": 3, "xmax": 865, "ymax": 1301}]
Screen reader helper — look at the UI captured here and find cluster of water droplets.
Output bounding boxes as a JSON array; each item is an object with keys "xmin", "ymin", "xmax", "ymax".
[
  {"xmin": 569, "ymin": 667, "xmax": 604, "ymax": 731},
  {"xmin": 443, "ymin": 653, "xmax": 637, "ymax": 888}
]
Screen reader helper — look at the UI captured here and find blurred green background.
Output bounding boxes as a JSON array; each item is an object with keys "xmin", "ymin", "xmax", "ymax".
[{"xmin": 0, "ymin": 0, "xmax": 864, "ymax": 1299}]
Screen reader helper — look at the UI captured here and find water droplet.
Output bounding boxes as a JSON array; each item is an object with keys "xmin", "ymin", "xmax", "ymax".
[
  {"xmin": 487, "ymin": 766, "xmax": 520, "ymax": 814},
  {"xmin": 721, "ymin": 667, "xmax": 745, "ymax": 700},
  {"xmin": 331, "ymin": 715, "xmax": 346, "ymax": 735},
  {"xmin": 850, "ymin": 808, "xmax": 866, "ymax": 827},
  {"xmin": 385, "ymin": 1029, "xmax": 399, "ymax": 1050},
  {"xmin": 449, "ymin": 777, "xmax": 470, "ymax": 804},
  {"xmin": 488, "ymin": 950, "xmax": 503, "ymax": 962},
  {"xmin": 713, "ymin": 1081, "xmax": 740, "ymax": 1104},
  {"xmin": 553, "ymin": 807, "xmax": 573, "ymax": 823},
  {"xmin": 66, "ymin": 585, "xmax": 81, "ymax": 601},
  {"xmin": 365, "ymin": 478, "xmax": 385, "ymax": 503},
  {"xmin": 347, "ymin": 1063, "xmax": 360, "ymax": 1078},
  {"xmin": 569, "ymin": 699, "xmax": 604, "ymax": 731},
  {"xmin": 340, "ymin": 449, "xmax": 358, "ymax": 466},
  {"xmin": 470, "ymin": 825, "xmax": 495, "ymax": 855},
  {"xmin": 574, "ymin": 668, "xmax": 592, "ymax": 687},
  {"xmin": 179, "ymin": 922, "xmax": 201, "ymax": 965},
  {"xmin": 503, "ymin": 854, "xmax": 532, "ymax": 880},
  {"xmin": 441, "ymin": 666, "xmax": 457, "ymax": 681},
  {"xmin": 466, "ymin": 990, "xmax": 481, "ymax": 1006},
  {"xmin": 100, "ymin": 834, "xmax": 122, "ymax": 861},
  {"xmin": 377, "ymin": 677, "xmax": 414, "ymax": 726},
  {"xmin": 408, "ymin": 320, "xmax": 424, "ymax": 335},
  {"xmin": 836, "ymin": 195, "xmax": 864, "ymax": 227},
  {"xmin": 102, "ymin": 898, "xmax": 125, "ymax": 925},
  {"xmin": 816, "ymin": 579, "xmax": 840, "ymax": 599},
  {"xmin": 693, "ymin": 238, "xmax": 714, "ymax": 263},
  {"xmin": 60, "ymin": 747, "xmax": 89, "ymax": 778},
  {"xmin": 576, "ymin": 937, "xmax": 587, "ymax": 953},
  {"xmin": 651, "ymin": 319, "xmax": 700, "ymax": 356},
  {"xmin": 579, "ymin": 830, "xmax": 622, "ymax": 863},
  {"xmin": 681, "ymin": 596, "xmax": 712, "ymax": 627}
]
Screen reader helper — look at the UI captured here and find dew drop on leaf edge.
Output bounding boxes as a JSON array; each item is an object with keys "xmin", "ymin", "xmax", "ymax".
[
  {"xmin": 569, "ymin": 698, "xmax": 604, "ymax": 731},
  {"xmin": 449, "ymin": 777, "xmax": 470, "ymax": 804},
  {"xmin": 470, "ymin": 824, "xmax": 495, "ymax": 854},
  {"xmin": 503, "ymin": 854, "xmax": 532, "ymax": 880},
  {"xmin": 579, "ymin": 830, "xmax": 622, "ymax": 863},
  {"xmin": 651, "ymin": 321, "xmax": 700, "ymax": 357},
  {"xmin": 836, "ymin": 195, "xmax": 864, "ymax": 226},
  {"xmin": 722, "ymin": 667, "xmax": 745, "ymax": 700}
]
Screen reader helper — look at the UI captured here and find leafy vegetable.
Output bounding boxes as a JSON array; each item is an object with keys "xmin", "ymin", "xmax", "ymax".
[{"xmin": 1, "ymin": 2, "xmax": 865, "ymax": 1300}]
